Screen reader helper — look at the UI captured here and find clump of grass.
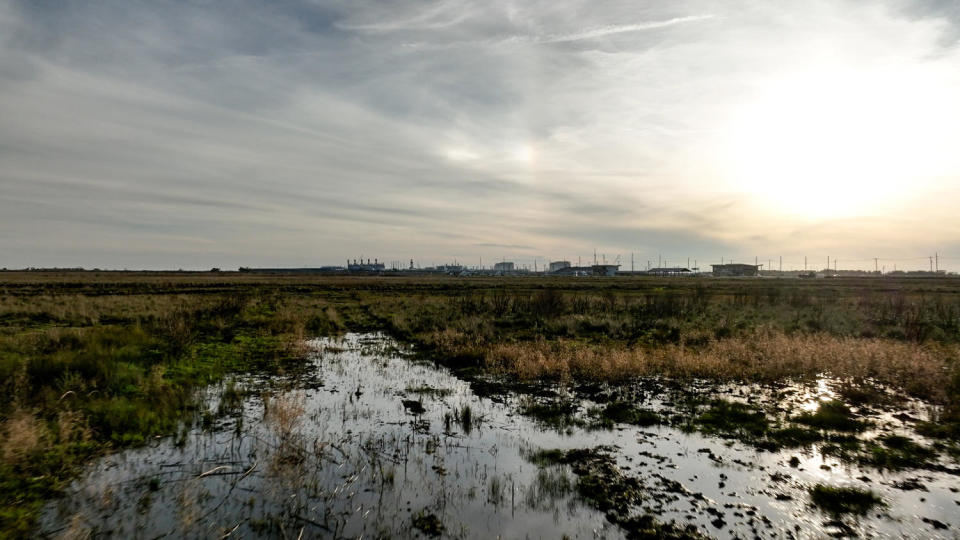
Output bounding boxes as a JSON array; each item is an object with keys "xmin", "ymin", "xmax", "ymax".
[
  {"xmin": 694, "ymin": 400, "xmax": 769, "ymax": 438},
  {"xmin": 0, "ymin": 409, "xmax": 45, "ymax": 465},
  {"xmin": 684, "ymin": 400, "xmax": 834, "ymax": 451},
  {"xmin": 411, "ymin": 511, "xmax": 444, "ymax": 536},
  {"xmin": 525, "ymin": 448, "xmax": 567, "ymax": 467},
  {"xmin": 217, "ymin": 379, "xmax": 246, "ymax": 416},
  {"xmin": 519, "ymin": 398, "xmax": 581, "ymax": 430},
  {"xmin": 455, "ymin": 404, "xmax": 474, "ymax": 434},
  {"xmin": 793, "ymin": 400, "xmax": 867, "ymax": 432},
  {"xmin": 595, "ymin": 401, "xmax": 660, "ymax": 428},
  {"xmin": 860, "ymin": 435, "xmax": 937, "ymax": 469},
  {"xmin": 764, "ymin": 425, "xmax": 824, "ymax": 449},
  {"xmin": 405, "ymin": 385, "xmax": 453, "ymax": 398},
  {"xmin": 809, "ymin": 484, "xmax": 883, "ymax": 515},
  {"xmin": 264, "ymin": 391, "xmax": 308, "ymax": 472},
  {"xmin": 264, "ymin": 391, "xmax": 306, "ymax": 441}
]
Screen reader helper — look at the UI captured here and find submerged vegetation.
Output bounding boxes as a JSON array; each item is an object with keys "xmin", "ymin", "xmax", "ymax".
[{"xmin": 2, "ymin": 271, "xmax": 960, "ymax": 537}]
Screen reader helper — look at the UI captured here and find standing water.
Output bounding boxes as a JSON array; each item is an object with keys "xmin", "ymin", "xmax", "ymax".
[{"xmin": 39, "ymin": 334, "xmax": 960, "ymax": 538}]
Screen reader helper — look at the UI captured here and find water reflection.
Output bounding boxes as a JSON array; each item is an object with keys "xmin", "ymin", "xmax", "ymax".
[{"xmin": 39, "ymin": 334, "xmax": 960, "ymax": 539}]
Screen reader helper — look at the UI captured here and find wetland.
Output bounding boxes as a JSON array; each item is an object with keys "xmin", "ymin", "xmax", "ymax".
[{"xmin": 2, "ymin": 272, "xmax": 960, "ymax": 538}]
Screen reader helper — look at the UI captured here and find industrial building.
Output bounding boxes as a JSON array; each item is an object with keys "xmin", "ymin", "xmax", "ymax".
[
  {"xmin": 423, "ymin": 264, "xmax": 464, "ymax": 274},
  {"xmin": 493, "ymin": 261, "xmax": 515, "ymax": 272},
  {"xmin": 552, "ymin": 264, "xmax": 620, "ymax": 277},
  {"xmin": 643, "ymin": 267, "xmax": 693, "ymax": 276},
  {"xmin": 711, "ymin": 263, "xmax": 760, "ymax": 277},
  {"xmin": 548, "ymin": 260, "xmax": 571, "ymax": 273},
  {"xmin": 347, "ymin": 259, "xmax": 385, "ymax": 272}
]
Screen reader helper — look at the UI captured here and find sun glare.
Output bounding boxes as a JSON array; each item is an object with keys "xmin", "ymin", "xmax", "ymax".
[
  {"xmin": 515, "ymin": 144, "xmax": 537, "ymax": 164},
  {"xmin": 724, "ymin": 67, "xmax": 954, "ymax": 219}
]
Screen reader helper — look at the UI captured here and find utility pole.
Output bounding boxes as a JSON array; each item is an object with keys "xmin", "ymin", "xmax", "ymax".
[
  {"xmin": 594, "ymin": 249, "xmax": 597, "ymax": 265},
  {"xmin": 936, "ymin": 252, "xmax": 939, "ymax": 273},
  {"xmin": 779, "ymin": 256, "xmax": 782, "ymax": 273},
  {"xmin": 874, "ymin": 258, "xmax": 878, "ymax": 273},
  {"xmin": 827, "ymin": 256, "xmax": 830, "ymax": 272},
  {"xmin": 658, "ymin": 254, "xmax": 662, "ymax": 268},
  {"xmin": 631, "ymin": 252, "xmax": 635, "ymax": 272},
  {"xmin": 804, "ymin": 256, "xmax": 807, "ymax": 271},
  {"xmin": 930, "ymin": 256, "xmax": 934, "ymax": 272}
]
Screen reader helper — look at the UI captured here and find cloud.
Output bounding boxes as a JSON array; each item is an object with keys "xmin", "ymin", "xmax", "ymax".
[
  {"xmin": 334, "ymin": 0, "xmax": 472, "ymax": 32},
  {"xmin": 473, "ymin": 243, "xmax": 535, "ymax": 250},
  {"xmin": 536, "ymin": 15, "xmax": 715, "ymax": 43},
  {"xmin": 0, "ymin": 0, "xmax": 959, "ymax": 270}
]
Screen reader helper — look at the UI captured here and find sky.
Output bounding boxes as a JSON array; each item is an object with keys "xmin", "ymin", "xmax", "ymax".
[{"xmin": 2, "ymin": 0, "xmax": 960, "ymax": 271}]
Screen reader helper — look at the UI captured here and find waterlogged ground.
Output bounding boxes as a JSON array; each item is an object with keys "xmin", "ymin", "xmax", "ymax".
[{"xmin": 39, "ymin": 334, "xmax": 960, "ymax": 539}]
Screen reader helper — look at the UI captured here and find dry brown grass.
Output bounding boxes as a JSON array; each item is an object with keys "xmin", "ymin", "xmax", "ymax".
[
  {"xmin": 1, "ymin": 409, "xmax": 46, "ymax": 464},
  {"xmin": 264, "ymin": 391, "xmax": 307, "ymax": 441},
  {"xmin": 56, "ymin": 409, "xmax": 91, "ymax": 445},
  {"xmin": 0, "ymin": 293, "xmax": 199, "ymax": 326},
  {"xmin": 57, "ymin": 514, "xmax": 91, "ymax": 540},
  {"xmin": 483, "ymin": 330, "xmax": 957, "ymax": 402}
]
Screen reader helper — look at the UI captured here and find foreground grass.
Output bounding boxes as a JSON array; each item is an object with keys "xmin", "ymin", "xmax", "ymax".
[{"xmin": 0, "ymin": 291, "xmax": 343, "ymax": 537}]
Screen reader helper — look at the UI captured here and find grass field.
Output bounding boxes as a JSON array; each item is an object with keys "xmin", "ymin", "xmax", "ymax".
[{"xmin": 2, "ymin": 271, "xmax": 959, "ymax": 536}]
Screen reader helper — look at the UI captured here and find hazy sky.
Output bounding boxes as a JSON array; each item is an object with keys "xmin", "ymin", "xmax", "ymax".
[{"xmin": 2, "ymin": 0, "xmax": 959, "ymax": 270}]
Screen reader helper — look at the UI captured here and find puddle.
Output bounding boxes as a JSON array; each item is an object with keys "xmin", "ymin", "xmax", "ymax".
[{"xmin": 39, "ymin": 333, "xmax": 960, "ymax": 538}]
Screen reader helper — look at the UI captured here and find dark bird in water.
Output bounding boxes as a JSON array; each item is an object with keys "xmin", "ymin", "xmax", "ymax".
[{"xmin": 401, "ymin": 399, "xmax": 426, "ymax": 415}]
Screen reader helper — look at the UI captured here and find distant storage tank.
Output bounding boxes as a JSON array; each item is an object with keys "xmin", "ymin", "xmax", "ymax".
[
  {"xmin": 548, "ymin": 261, "xmax": 571, "ymax": 273},
  {"xmin": 347, "ymin": 257, "xmax": 386, "ymax": 272},
  {"xmin": 493, "ymin": 261, "xmax": 515, "ymax": 272}
]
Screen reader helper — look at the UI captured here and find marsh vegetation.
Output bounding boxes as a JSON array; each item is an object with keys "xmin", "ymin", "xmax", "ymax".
[{"xmin": 2, "ymin": 272, "xmax": 959, "ymax": 538}]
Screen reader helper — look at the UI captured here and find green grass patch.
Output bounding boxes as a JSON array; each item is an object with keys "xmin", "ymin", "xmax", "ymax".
[
  {"xmin": 809, "ymin": 484, "xmax": 883, "ymax": 515},
  {"xmin": 594, "ymin": 400, "xmax": 660, "ymax": 428},
  {"xmin": 519, "ymin": 398, "xmax": 582, "ymax": 430},
  {"xmin": 860, "ymin": 435, "xmax": 937, "ymax": 469},
  {"xmin": 694, "ymin": 400, "xmax": 769, "ymax": 438}
]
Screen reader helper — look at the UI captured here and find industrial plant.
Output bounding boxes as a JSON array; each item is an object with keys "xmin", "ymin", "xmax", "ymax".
[{"xmin": 235, "ymin": 255, "xmax": 951, "ymax": 278}]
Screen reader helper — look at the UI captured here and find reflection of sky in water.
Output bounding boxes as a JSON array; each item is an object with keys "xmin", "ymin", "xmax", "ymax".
[
  {"xmin": 39, "ymin": 334, "xmax": 960, "ymax": 539},
  {"xmin": 798, "ymin": 377, "xmax": 836, "ymax": 412}
]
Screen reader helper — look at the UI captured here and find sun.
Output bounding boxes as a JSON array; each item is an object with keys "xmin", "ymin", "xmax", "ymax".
[
  {"xmin": 723, "ymin": 67, "xmax": 953, "ymax": 219},
  {"xmin": 514, "ymin": 144, "xmax": 537, "ymax": 164}
]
